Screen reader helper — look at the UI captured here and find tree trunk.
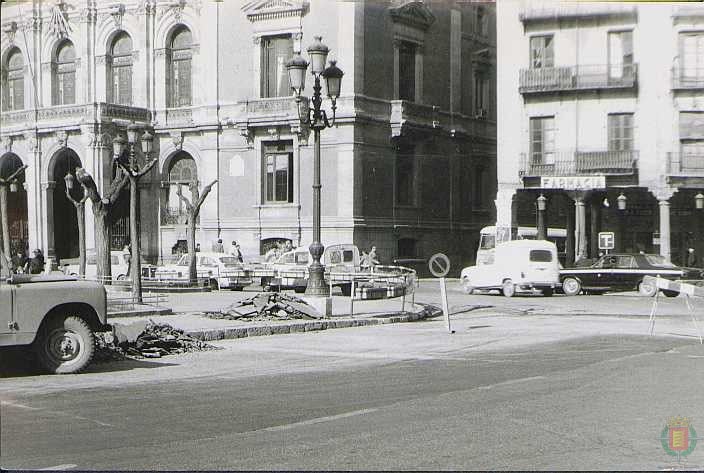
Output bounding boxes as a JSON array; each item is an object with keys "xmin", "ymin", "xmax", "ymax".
[
  {"xmin": 0, "ymin": 185, "xmax": 10, "ymax": 260},
  {"xmin": 77, "ymin": 203, "xmax": 86, "ymax": 277},
  {"xmin": 94, "ymin": 209, "xmax": 112, "ymax": 283},
  {"xmin": 187, "ymin": 212, "xmax": 197, "ymax": 283},
  {"xmin": 129, "ymin": 176, "xmax": 142, "ymax": 303}
]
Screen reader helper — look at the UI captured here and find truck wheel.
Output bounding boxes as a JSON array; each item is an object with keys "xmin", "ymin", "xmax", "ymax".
[
  {"xmin": 502, "ymin": 279, "xmax": 516, "ymax": 298},
  {"xmin": 638, "ymin": 280, "xmax": 657, "ymax": 297},
  {"xmin": 35, "ymin": 315, "xmax": 95, "ymax": 374},
  {"xmin": 663, "ymin": 290, "xmax": 679, "ymax": 298},
  {"xmin": 562, "ymin": 277, "xmax": 581, "ymax": 296}
]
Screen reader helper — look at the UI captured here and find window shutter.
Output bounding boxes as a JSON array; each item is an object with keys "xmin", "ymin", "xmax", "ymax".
[
  {"xmin": 64, "ymin": 71, "xmax": 76, "ymax": 104},
  {"xmin": 119, "ymin": 65, "xmax": 132, "ymax": 105},
  {"xmin": 13, "ymin": 78, "xmax": 24, "ymax": 110},
  {"xmin": 179, "ymin": 59, "xmax": 191, "ymax": 106},
  {"xmin": 287, "ymin": 153, "xmax": 294, "ymax": 203}
]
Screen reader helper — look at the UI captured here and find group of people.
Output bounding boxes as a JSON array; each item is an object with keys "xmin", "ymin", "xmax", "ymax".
[{"xmin": 10, "ymin": 248, "xmax": 45, "ymax": 274}]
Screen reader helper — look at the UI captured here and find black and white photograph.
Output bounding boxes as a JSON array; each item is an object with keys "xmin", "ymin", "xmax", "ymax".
[{"xmin": 1, "ymin": 0, "xmax": 703, "ymax": 470}]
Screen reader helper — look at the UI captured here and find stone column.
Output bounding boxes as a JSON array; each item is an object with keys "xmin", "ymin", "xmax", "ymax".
[
  {"xmin": 565, "ymin": 195, "xmax": 575, "ymax": 266},
  {"xmin": 659, "ymin": 199, "xmax": 671, "ymax": 262},
  {"xmin": 574, "ymin": 193, "xmax": 588, "ymax": 262},
  {"xmin": 494, "ymin": 186, "xmax": 516, "ymax": 228},
  {"xmin": 590, "ymin": 197, "xmax": 600, "ymax": 258}
]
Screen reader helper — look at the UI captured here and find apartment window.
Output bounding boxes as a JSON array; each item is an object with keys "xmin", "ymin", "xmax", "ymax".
[
  {"xmin": 680, "ymin": 32, "xmax": 704, "ymax": 79},
  {"xmin": 608, "ymin": 30, "xmax": 634, "ymax": 79},
  {"xmin": 680, "ymin": 112, "xmax": 704, "ymax": 170},
  {"xmin": 109, "ymin": 33, "xmax": 133, "ymax": 105},
  {"xmin": 608, "ymin": 113, "xmax": 634, "ymax": 151},
  {"xmin": 530, "ymin": 35, "xmax": 553, "ymax": 69},
  {"xmin": 2, "ymin": 48, "xmax": 23, "ymax": 111},
  {"xmin": 474, "ymin": 72, "xmax": 488, "ymax": 117},
  {"xmin": 168, "ymin": 27, "xmax": 193, "ymax": 107},
  {"xmin": 263, "ymin": 147, "xmax": 293, "ymax": 204},
  {"xmin": 53, "ymin": 41, "xmax": 76, "ymax": 105},
  {"xmin": 261, "ymin": 35, "xmax": 293, "ymax": 98},
  {"xmin": 395, "ymin": 145, "xmax": 416, "ymax": 206},
  {"xmin": 473, "ymin": 166, "xmax": 487, "ymax": 208},
  {"xmin": 398, "ymin": 41, "xmax": 417, "ymax": 101},
  {"xmin": 529, "ymin": 116, "xmax": 555, "ymax": 164},
  {"xmin": 475, "ymin": 6, "xmax": 488, "ymax": 37}
]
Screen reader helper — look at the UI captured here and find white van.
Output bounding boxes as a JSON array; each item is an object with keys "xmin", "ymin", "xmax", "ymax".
[{"xmin": 460, "ymin": 240, "xmax": 560, "ymax": 297}]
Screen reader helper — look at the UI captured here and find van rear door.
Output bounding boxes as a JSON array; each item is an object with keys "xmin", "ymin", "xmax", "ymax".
[{"xmin": 525, "ymin": 248, "xmax": 558, "ymax": 283}]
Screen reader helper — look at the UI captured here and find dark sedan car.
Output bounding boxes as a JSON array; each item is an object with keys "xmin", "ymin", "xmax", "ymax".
[{"xmin": 559, "ymin": 253, "xmax": 703, "ymax": 297}]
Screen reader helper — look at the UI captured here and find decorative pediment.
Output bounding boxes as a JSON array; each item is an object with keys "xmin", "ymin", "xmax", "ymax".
[
  {"xmin": 241, "ymin": 0, "xmax": 309, "ymax": 23},
  {"xmin": 389, "ymin": 1, "xmax": 435, "ymax": 31}
]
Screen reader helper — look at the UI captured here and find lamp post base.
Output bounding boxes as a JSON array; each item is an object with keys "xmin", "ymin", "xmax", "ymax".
[
  {"xmin": 300, "ymin": 295, "xmax": 332, "ymax": 317},
  {"xmin": 305, "ymin": 262, "xmax": 329, "ymax": 296}
]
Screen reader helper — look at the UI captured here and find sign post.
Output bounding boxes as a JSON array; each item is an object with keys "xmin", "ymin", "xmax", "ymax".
[
  {"xmin": 598, "ymin": 232, "xmax": 615, "ymax": 253},
  {"xmin": 429, "ymin": 253, "xmax": 454, "ymax": 334}
]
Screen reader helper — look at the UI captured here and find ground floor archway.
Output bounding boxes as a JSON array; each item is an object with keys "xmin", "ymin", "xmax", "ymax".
[
  {"xmin": 0, "ymin": 152, "xmax": 28, "ymax": 259},
  {"xmin": 48, "ymin": 149, "xmax": 82, "ymax": 263}
]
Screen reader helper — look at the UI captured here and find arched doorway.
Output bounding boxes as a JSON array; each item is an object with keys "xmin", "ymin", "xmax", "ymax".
[
  {"xmin": 0, "ymin": 153, "xmax": 28, "ymax": 256},
  {"xmin": 49, "ymin": 149, "xmax": 81, "ymax": 262}
]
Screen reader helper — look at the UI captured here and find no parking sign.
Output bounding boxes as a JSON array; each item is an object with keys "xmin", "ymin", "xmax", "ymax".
[{"xmin": 428, "ymin": 253, "xmax": 453, "ymax": 333}]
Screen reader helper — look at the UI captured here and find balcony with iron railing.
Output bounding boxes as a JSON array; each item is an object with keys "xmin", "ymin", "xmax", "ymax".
[
  {"xmin": 519, "ymin": 64, "xmax": 637, "ymax": 94},
  {"xmin": 519, "ymin": 150, "xmax": 638, "ymax": 177},
  {"xmin": 520, "ymin": 4, "xmax": 637, "ymax": 23},
  {"xmin": 672, "ymin": 67, "xmax": 704, "ymax": 90},
  {"xmin": 0, "ymin": 102, "xmax": 151, "ymax": 131},
  {"xmin": 667, "ymin": 152, "xmax": 704, "ymax": 176}
]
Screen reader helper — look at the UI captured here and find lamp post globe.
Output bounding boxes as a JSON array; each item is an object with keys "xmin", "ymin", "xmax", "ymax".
[
  {"xmin": 695, "ymin": 192, "xmax": 704, "ymax": 210},
  {"xmin": 322, "ymin": 60, "xmax": 344, "ymax": 100},
  {"xmin": 112, "ymin": 135, "xmax": 126, "ymax": 158},
  {"xmin": 287, "ymin": 54, "xmax": 309, "ymax": 96},
  {"xmin": 307, "ymin": 36, "xmax": 329, "ymax": 75},
  {"xmin": 617, "ymin": 192, "xmax": 627, "ymax": 211},
  {"xmin": 64, "ymin": 173, "xmax": 75, "ymax": 190}
]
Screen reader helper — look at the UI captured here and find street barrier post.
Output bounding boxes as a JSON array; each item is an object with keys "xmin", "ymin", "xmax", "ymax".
[{"xmin": 429, "ymin": 253, "xmax": 453, "ymax": 334}]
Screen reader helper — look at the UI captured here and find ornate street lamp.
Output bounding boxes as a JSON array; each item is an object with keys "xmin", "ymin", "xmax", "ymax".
[
  {"xmin": 617, "ymin": 192, "xmax": 627, "ymax": 211},
  {"xmin": 287, "ymin": 36, "xmax": 344, "ymax": 297},
  {"xmin": 695, "ymin": 192, "xmax": 704, "ymax": 210},
  {"xmin": 536, "ymin": 194, "xmax": 547, "ymax": 240},
  {"xmin": 113, "ymin": 124, "xmax": 158, "ymax": 302}
]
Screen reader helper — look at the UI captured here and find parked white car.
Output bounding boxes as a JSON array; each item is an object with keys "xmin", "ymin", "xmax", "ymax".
[
  {"xmin": 263, "ymin": 244, "xmax": 360, "ymax": 293},
  {"xmin": 460, "ymin": 240, "xmax": 560, "ymax": 297},
  {"xmin": 62, "ymin": 250, "xmax": 131, "ymax": 281},
  {"xmin": 154, "ymin": 252, "xmax": 252, "ymax": 290}
]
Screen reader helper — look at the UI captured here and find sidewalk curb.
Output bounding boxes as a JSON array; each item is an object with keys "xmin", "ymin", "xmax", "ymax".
[
  {"xmin": 109, "ymin": 307, "xmax": 173, "ymax": 318},
  {"xmin": 186, "ymin": 306, "xmax": 442, "ymax": 342}
]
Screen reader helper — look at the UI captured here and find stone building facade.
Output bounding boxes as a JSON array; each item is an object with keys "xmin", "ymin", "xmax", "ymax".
[
  {"xmin": 1, "ymin": 0, "xmax": 496, "ymax": 272},
  {"xmin": 496, "ymin": 1, "xmax": 704, "ymax": 267}
]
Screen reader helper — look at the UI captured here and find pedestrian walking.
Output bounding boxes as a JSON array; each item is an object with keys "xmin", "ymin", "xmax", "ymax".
[
  {"xmin": 368, "ymin": 245, "xmax": 380, "ymax": 267},
  {"xmin": 124, "ymin": 244, "xmax": 132, "ymax": 278},
  {"xmin": 231, "ymin": 240, "xmax": 243, "ymax": 262},
  {"xmin": 687, "ymin": 248, "xmax": 697, "ymax": 267},
  {"xmin": 212, "ymin": 238, "xmax": 224, "ymax": 253},
  {"xmin": 25, "ymin": 249, "xmax": 45, "ymax": 274}
]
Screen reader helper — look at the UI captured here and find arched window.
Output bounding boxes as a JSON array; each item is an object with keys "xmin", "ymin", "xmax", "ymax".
[
  {"xmin": 168, "ymin": 27, "xmax": 192, "ymax": 107},
  {"xmin": 53, "ymin": 41, "xmax": 76, "ymax": 105},
  {"xmin": 2, "ymin": 48, "xmax": 24, "ymax": 111},
  {"xmin": 109, "ymin": 32, "xmax": 133, "ymax": 105},
  {"xmin": 162, "ymin": 153, "xmax": 198, "ymax": 225}
]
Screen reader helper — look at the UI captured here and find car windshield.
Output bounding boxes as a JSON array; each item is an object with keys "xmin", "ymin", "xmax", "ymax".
[
  {"xmin": 644, "ymin": 255, "xmax": 677, "ymax": 268},
  {"xmin": 479, "ymin": 233, "xmax": 496, "ymax": 250}
]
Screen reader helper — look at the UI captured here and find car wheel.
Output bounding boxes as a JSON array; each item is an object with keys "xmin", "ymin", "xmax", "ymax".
[
  {"xmin": 116, "ymin": 274, "xmax": 126, "ymax": 281},
  {"xmin": 34, "ymin": 315, "xmax": 95, "ymax": 374},
  {"xmin": 294, "ymin": 286, "xmax": 306, "ymax": 294},
  {"xmin": 662, "ymin": 290, "xmax": 679, "ymax": 298},
  {"xmin": 638, "ymin": 279, "xmax": 657, "ymax": 297},
  {"xmin": 542, "ymin": 288, "xmax": 554, "ymax": 297},
  {"xmin": 502, "ymin": 279, "xmax": 516, "ymax": 298},
  {"xmin": 461, "ymin": 277, "xmax": 475, "ymax": 295},
  {"xmin": 562, "ymin": 277, "xmax": 581, "ymax": 296}
]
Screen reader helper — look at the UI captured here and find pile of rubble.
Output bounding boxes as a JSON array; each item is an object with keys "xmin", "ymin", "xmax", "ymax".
[
  {"xmin": 205, "ymin": 293, "xmax": 322, "ymax": 321},
  {"xmin": 95, "ymin": 321, "xmax": 218, "ymax": 361}
]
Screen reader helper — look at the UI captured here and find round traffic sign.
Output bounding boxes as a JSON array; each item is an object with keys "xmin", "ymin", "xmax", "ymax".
[{"xmin": 428, "ymin": 253, "xmax": 451, "ymax": 278}]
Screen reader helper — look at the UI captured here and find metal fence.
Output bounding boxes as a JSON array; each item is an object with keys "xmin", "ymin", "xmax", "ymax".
[
  {"xmin": 519, "ymin": 64, "xmax": 637, "ymax": 93},
  {"xmin": 519, "ymin": 150, "xmax": 638, "ymax": 177}
]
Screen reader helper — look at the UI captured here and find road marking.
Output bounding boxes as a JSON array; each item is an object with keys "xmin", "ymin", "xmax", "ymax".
[
  {"xmin": 38, "ymin": 464, "xmax": 77, "ymax": 470},
  {"xmin": 1, "ymin": 400, "xmax": 40, "ymax": 410},
  {"xmin": 1, "ymin": 400, "xmax": 112, "ymax": 427},
  {"xmin": 478, "ymin": 375, "xmax": 546, "ymax": 390},
  {"xmin": 259, "ymin": 408, "xmax": 378, "ymax": 432}
]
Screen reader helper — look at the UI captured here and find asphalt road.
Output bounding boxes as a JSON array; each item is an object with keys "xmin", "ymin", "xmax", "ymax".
[{"xmin": 2, "ymin": 311, "xmax": 704, "ymax": 471}]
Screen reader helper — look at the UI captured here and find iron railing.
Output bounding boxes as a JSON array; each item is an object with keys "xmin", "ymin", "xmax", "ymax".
[
  {"xmin": 519, "ymin": 64, "xmax": 637, "ymax": 94},
  {"xmin": 519, "ymin": 150, "xmax": 638, "ymax": 177},
  {"xmin": 672, "ymin": 68, "xmax": 704, "ymax": 90},
  {"xmin": 667, "ymin": 153, "xmax": 704, "ymax": 175}
]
